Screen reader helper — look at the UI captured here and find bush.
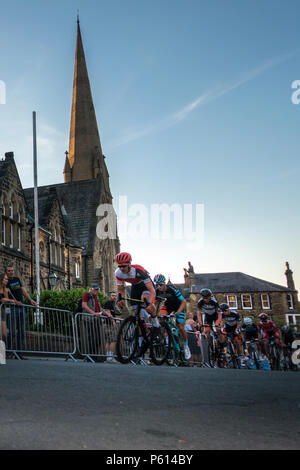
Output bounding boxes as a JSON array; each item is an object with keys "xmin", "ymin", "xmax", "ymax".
[{"xmin": 28, "ymin": 288, "xmax": 107, "ymax": 315}]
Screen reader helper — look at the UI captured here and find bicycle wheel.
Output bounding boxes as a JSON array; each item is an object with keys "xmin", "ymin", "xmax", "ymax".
[
  {"xmin": 166, "ymin": 344, "xmax": 177, "ymax": 366},
  {"xmin": 269, "ymin": 344, "xmax": 279, "ymax": 370},
  {"xmin": 116, "ymin": 316, "xmax": 139, "ymax": 364},
  {"xmin": 150, "ymin": 322, "xmax": 172, "ymax": 365},
  {"xmin": 228, "ymin": 340, "xmax": 240, "ymax": 369},
  {"xmin": 208, "ymin": 337, "xmax": 218, "ymax": 368}
]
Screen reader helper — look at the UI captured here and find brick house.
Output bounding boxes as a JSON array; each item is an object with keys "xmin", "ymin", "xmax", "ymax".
[{"xmin": 178, "ymin": 262, "xmax": 300, "ymax": 330}]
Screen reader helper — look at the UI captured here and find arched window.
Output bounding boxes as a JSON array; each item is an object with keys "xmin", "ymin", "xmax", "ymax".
[{"xmin": 9, "ymin": 201, "xmax": 13, "ymax": 219}]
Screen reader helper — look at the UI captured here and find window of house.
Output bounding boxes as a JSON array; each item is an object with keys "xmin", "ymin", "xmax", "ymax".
[
  {"xmin": 241, "ymin": 294, "xmax": 252, "ymax": 309},
  {"xmin": 261, "ymin": 294, "xmax": 270, "ymax": 309},
  {"xmin": 286, "ymin": 313, "xmax": 300, "ymax": 332},
  {"xmin": 227, "ymin": 295, "xmax": 238, "ymax": 309},
  {"xmin": 287, "ymin": 294, "xmax": 294, "ymax": 310}
]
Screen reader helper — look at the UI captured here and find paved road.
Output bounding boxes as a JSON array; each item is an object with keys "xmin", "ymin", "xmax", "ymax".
[{"xmin": 0, "ymin": 358, "xmax": 299, "ymax": 450}]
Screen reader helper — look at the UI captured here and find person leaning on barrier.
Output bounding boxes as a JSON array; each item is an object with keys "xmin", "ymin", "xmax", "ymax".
[
  {"xmin": 0, "ymin": 273, "xmax": 19, "ymax": 344},
  {"xmin": 5, "ymin": 265, "xmax": 37, "ymax": 357},
  {"xmin": 81, "ymin": 284, "xmax": 115, "ymax": 361},
  {"xmin": 103, "ymin": 291, "xmax": 123, "ymax": 317},
  {"xmin": 102, "ymin": 292, "xmax": 120, "ymax": 363}
]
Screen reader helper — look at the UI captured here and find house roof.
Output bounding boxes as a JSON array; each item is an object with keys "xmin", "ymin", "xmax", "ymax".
[
  {"xmin": 24, "ymin": 178, "xmax": 101, "ymax": 254},
  {"xmin": 176, "ymin": 271, "xmax": 295, "ymax": 293}
]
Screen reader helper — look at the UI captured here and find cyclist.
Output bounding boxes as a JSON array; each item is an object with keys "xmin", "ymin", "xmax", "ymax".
[
  {"xmin": 257, "ymin": 313, "xmax": 281, "ymax": 357},
  {"xmin": 219, "ymin": 303, "xmax": 243, "ymax": 357},
  {"xmin": 115, "ymin": 252, "xmax": 159, "ymax": 328},
  {"xmin": 281, "ymin": 325, "xmax": 296, "ymax": 358},
  {"xmin": 241, "ymin": 317, "xmax": 262, "ymax": 357},
  {"xmin": 154, "ymin": 274, "xmax": 191, "ymax": 360},
  {"xmin": 197, "ymin": 288, "xmax": 222, "ymax": 334}
]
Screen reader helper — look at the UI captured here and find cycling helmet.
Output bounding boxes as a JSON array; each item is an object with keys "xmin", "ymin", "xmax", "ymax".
[
  {"xmin": 115, "ymin": 252, "xmax": 132, "ymax": 265},
  {"xmin": 281, "ymin": 325, "xmax": 290, "ymax": 332},
  {"xmin": 259, "ymin": 313, "xmax": 268, "ymax": 322},
  {"xmin": 219, "ymin": 303, "xmax": 230, "ymax": 312},
  {"xmin": 153, "ymin": 274, "xmax": 166, "ymax": 285},
  {"xmin": 200, "ymin": 288, "xmax": 212, "ymax": 298},
  {"xmin": 244, "ymin": 317, "xmax": 253, "ymax": 326}
]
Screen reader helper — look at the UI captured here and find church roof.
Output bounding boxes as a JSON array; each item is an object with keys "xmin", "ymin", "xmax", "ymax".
[
  {"xmin": 65, "ymin": 18, "xmax": 105, "ymax": 183},
  {"xmin": 176, "ymin": 271, "xmax": 295, "ymax": 293},
  {"xmin": 24, "ymin": 178, "xmax": 101, "ymax": 254}
]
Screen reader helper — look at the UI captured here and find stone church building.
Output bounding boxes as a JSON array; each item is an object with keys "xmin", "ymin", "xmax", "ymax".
[{"xmin": 0, "ymin": 19, "xmax": 119, "ymax": 294}]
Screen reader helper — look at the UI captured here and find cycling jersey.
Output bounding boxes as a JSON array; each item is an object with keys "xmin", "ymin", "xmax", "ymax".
[
  {"xmin": 222, "ymin": 310, "xmax": 241, "ymax": 333},
  {"xmin": 282, "ymin": 331, "xmax": 296, "ymax": 346},
  {"xmin": 115, "ymin": 264, "xmax": 152, "ymax": 306},
  {"xmin": 258, "ymin": 320, "xmax": 280, "ymax": 339},
  {"xmin": 156, "ymin": 285, "xmax": 184, "ymax": 313},
  {"xmin": 115, "ymin": 265, "xmax": 151, "ymax": 286},
  {"xmin": 241, "ymin": 322, "xmax": 259, "ymax": 340},
  {"xmin": 197, "ymin": 297, "xmax": 221, "ymax": 325}
]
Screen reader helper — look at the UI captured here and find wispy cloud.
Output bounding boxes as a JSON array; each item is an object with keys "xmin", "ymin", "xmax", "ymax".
[{"xmin": 109, "ymin": 50, "xmax": 298, "ymax": 149}]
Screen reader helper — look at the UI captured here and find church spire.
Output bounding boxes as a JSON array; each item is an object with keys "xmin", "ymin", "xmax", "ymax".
[{"xmin": 64, "ymin": 18, "xmax": 108, "ymax": 184}]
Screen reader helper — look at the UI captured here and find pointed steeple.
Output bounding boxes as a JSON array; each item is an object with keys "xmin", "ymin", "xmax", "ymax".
[{"xmin": 64, "ymin": 18, "xmax": 109, "ymax": 186}]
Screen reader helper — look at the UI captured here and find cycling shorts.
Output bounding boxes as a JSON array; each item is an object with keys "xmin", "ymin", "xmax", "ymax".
[
  {"xmin": 158, "ymin": 306, "xmax": 185, "ymax": 324},
  {"xmin": 203, "ymin": 312, "xmax": 218, "ymax": 326},
  {"xmin": 262, "ymin": 330, "xmax": 280, "ymax": 340},
  {"xmin": 245, "ymin": 332, "xmax": 258, "ymax": 341}
]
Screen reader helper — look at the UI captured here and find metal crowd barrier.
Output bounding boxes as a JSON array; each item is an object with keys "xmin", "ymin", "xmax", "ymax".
[
  {"xmin": 74, "ymin": 313, "xmax": 122, "ymax": 363},
  {"xmin": 187, "ymin": 330, "xmax": 208, "ymax": 367},
  {"xmin": 0, "ymin": 301, "xmax": 210, "ymax": 367},
  {"xmin": 0, "ymin": 302, "xmax": 77, "ymax": 361}
]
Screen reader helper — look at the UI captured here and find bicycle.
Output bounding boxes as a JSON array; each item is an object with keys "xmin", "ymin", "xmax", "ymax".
[
  {"xmin": 281, "ymin": 344, "xmax": 298, "ymax": 371},
  {"xmin": 223, "ymin": 331, "xmax": 241, "ymax": 369},
  {"xmin": 268, "ymin": 336, "xmax": 281, "ymax": 371},
  {"xmin": 245, "ymin": 338, "xmax": 261, "ymax": 370},
  {"xmin": 199, "ymin": 323, "xmax": 223, "ymax": 368},
  {"xmin": 158, "ymin": 313, "xmax": 189, "ymax": 367},
  {"xmin": 115, "ymin": 297, "xmax": 171, "ymax": 365}
]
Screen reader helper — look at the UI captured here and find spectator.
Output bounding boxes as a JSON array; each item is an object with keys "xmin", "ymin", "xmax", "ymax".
[
  {"xmin": 103, "ymin": 292, "xmax": 122, "ymax": 317},
  {"xmin": 185, "ymin": 313, "xmax": 202, "ymax": 366},
  {"xmin": 81, "ymin": 284, "xmax": 114, "ymax": 362},
  {"xmin": 5, "ymin": 265, "xmax": 37, "ymax": 356},
  {"xmin": 0, "ymin": 273, "xmax": 18, "ymax": 344},
  {"xmin": 82, "ymin": 284, "xmax": 103, "ymax": 317},
  {"xmin": 102, "ymin": 292, "xmax": 121, "ymax": 363}
]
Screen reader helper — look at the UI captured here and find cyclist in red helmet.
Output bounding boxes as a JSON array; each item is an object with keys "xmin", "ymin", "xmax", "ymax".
[
  {"xmin": 114, "ymin": 252, "xmax": 159, "ymax": 327},
  {"xmin": 258, "ymin": 313, "xmax": 282, "ymax": 357}
]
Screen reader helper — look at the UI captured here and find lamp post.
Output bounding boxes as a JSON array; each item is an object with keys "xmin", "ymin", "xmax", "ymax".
[{"xmin": 48, "ymin": 272, "xmax": 58, "ymax": 289}]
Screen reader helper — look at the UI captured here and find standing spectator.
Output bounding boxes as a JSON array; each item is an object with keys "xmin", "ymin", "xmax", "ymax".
[
  {"xmin": 0, "ymin": 273, "xmax": 18, "ymax": 344},
  {"xmin": 5, "ymin": 265, "xmax": 37, "ymax": 357},
  {"xmin": 102, "ymin": 292, "xmax": 121, "ymax": 363},
  {"xmin": 103, "ymin": 292, "xmax": 122, "ymax": 317},
  {"xmin": 185, "ymin": 312, "xmax": 202, "ymax": 366},
  {"xmin": 81, "ymin": 284, "xmax": 103, "ymax": 360},
  {"xmin": 81, "ymin": 284, "xmax": 114, "ymax": 362}
]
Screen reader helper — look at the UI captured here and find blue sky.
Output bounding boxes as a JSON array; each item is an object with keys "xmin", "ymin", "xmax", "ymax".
[{"xmin": 0, "ymin": 0, "xmax": 300, "ymax": 290}]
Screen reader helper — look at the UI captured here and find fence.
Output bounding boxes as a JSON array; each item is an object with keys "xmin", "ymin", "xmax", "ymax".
[
  {"xmin": 0, "ymin": 303, "xmax": 77, "ymax": 361},
  {"xmin": 74, "ymin": 313, "xmax": 122, "ymax": 362},
  {"xmin": 0, "ymin": 302, "xmax": 211, "ymax": 366}
]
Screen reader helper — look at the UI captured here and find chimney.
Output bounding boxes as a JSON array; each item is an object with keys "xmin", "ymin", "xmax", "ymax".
[
  {"xmin": 285, "ymin": 262, "xmax": 295, "ymax": 290},
  {"xmin": 5, "ymin": 152, "xmax": 14, "ymax": 161}
]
